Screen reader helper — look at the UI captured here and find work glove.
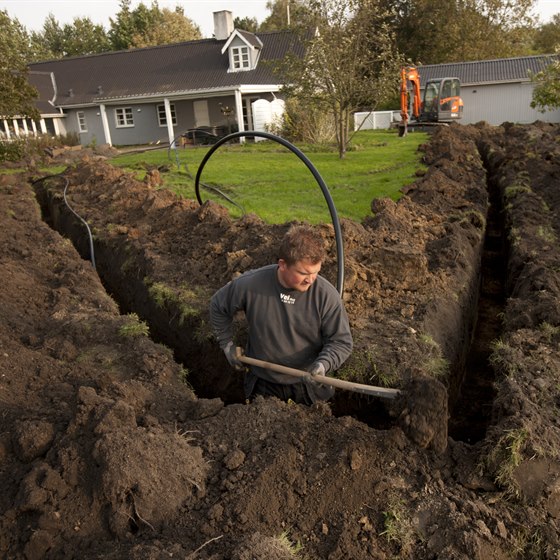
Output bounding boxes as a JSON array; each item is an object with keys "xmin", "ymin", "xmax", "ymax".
[
  {"xmin": 307, "ymin": 362, "xmax": 326, "ymax": 377},
  {"xmin": 223, "ymin": 341, "xmax": 244, "ymax": 371},
  {"xmin": 304, "ymin": 362, "xmax": 335, "ymax": 402}
]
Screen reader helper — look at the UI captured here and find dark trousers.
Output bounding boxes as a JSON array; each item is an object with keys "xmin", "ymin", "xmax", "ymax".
[{"xmin": 251, "ymin": 377, "xmax": 314, "ymax": 406}]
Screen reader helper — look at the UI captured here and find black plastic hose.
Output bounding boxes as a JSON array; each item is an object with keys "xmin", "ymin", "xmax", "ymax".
[
  {"xmin": 32, "ymin": 174, "xmax": 96, "ymax": 270},
  {"xmin": 194, "ymin": 130, "xmax": 345, "ymax": 295}
]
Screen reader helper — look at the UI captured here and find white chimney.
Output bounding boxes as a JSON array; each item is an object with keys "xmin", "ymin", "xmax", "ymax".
[{"xmin": 213, "ymin": 10, "xmax": 234, "ymax": 40}]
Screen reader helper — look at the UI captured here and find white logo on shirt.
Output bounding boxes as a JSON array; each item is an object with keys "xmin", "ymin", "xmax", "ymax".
[{"xmin": 280, "ymin": 292, "xmax": 296, "ymax": 305}]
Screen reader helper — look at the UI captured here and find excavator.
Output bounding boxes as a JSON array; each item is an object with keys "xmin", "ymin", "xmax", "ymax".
[{"xmin": 398, "ymin": 66, "xmax": 463, "ymax": 136}]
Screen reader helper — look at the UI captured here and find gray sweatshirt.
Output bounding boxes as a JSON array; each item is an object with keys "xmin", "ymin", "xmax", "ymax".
[{"xmin": 209, "ymin": 264, "xmax": 353, "ymax": 397}]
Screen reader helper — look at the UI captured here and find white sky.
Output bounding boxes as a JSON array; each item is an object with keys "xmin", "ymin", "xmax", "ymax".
[
  {"xmin": 0, "ymin": 1, "xmax": 272, "ymax": 38},
  {"xmin": 0, "ymin": 0, "xmax": 557, "ymax": 38}
]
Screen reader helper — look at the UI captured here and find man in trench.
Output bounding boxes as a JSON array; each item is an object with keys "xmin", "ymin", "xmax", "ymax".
[{"xmin": 209, "ymin": 223, "xmax": 353, "ymax": 405}]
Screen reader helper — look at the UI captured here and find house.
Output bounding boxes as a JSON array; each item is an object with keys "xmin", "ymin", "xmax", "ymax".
[
  {"xmin": 355, "ymin": 54, "xmax": 560, "ymax": 130},
  {"xmin": 3, "ymin": 11, "xmax": 302, "ymax": 147}
]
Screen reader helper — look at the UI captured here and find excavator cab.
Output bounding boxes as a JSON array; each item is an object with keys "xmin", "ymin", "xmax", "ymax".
[{"xmin": 421, "ymin": 77, "xmax": 463, "ymax": 122}]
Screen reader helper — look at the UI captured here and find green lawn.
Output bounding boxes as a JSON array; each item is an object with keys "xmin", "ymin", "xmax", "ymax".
[{"xmin": 110, "ymin": 129, "xmax": 428, "ymax": 224}]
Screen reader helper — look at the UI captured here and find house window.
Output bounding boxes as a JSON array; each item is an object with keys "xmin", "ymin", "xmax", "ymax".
[
  {"xmin": 231, "ymin": 46, "xmax": 250, "ymax": 70},
  {"xmin": 157, "ymin": 104, "xmax": 177, "ymax": 127},
  {"xmin": 115, "ymin": 107, "xmax": 134, "ymax": 127},
  {"xmin": 77, "ymin": 111, "xmax": 87, "ymax": 133}
]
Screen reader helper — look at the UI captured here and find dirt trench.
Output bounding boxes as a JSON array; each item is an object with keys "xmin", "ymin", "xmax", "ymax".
[
  {"xmin": 32, "ymin": 127, "xmax": 495, "ymax": 446},
  {"xmin": 2, "ymin": 122, "xmax": 560, "ymax": 560}
]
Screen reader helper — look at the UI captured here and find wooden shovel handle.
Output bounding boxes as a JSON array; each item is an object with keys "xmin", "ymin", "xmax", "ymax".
[{"xmin": 235, "ymin": 347, "xmax": 400, "ymax": 400}]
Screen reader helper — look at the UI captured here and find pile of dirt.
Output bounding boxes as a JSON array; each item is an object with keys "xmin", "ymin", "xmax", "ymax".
[{"xmin": 1, "ymin": 121, "xmax": 559, "ymax": 559}]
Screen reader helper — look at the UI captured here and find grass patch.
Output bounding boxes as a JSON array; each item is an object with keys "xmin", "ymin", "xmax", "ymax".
[
  {"xmin": 489, "ymin": 339, "xmax": 520, "ymax": 377},
  {"xmin": 146, "ymin": 280, "xmax": 208, "ymax": 325},
  {"xmin": 379, "ymin": 495, "xmax": 417, "ymax": 554},
  {"xmin": 485, "ymin": 427, "xmax": 528, "ymax": 498},
  {"xmin": 118, "ymin": 313, "xmax": 149, "ymax": 337},
  {"xmin": 274, "ymin": 531, "xmax": 305, "ymax": 557},
  {"xmin": 109, "ymin": 130, "xmax": 428, "ymax": 224}
]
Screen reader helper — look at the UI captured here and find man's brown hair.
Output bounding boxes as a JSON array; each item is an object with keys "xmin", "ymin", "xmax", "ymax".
[{"xmin": 278, "ymin": 224, "xmax": 326, "ymax": 265}]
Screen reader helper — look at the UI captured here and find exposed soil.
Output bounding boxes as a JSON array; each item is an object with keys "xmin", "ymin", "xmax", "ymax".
[{"xmin": 1, "ymin": 121, "xmax": 560, "ymax": 559}]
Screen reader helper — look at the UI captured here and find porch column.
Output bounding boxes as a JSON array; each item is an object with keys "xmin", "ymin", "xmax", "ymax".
[
  {"xmin": 53, "ymin": 118, "xmax": 61, "ymax": 136},
  {"xmin": 31, "ymin": 120, "xmax": 38, "ymax": 136},
  {"xmin": 163, "ymin": 98, "xmax": 175, "ymax": 146},
  {"xmin": 39, "ymin": 119, "xmax": 47, "ymax": 134},
  {"xmin": 22, "ymin": 119, "xmax": 29, "ymax": 135},
  {"xmin": 13, "ymin": 120, "xmax": 20, "ymax": 137},
  {"xmin": 99, "ymin": 104, "xmax": 112, "ymax": 146},
  {"xmin": 3, "ymin": 120, "xmax": 11, "ymax": 139},
  {"xmin": 234, "ymin": 89, "xmax": 245, "ymax": 144}
]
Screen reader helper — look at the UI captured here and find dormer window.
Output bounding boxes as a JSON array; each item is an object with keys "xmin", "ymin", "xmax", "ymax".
[
  {"xmin": 231, "ymin": 46, "xmax": 250, "ymax": 70},
  {"xmin": 222, "ymin": 29, "xmax": 262, "ymax": 73}
]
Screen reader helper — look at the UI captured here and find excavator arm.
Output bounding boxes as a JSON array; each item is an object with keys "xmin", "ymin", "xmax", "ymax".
[{"xmin": 400, "ymin": 66, "xmax": 422, "ymax": 131}]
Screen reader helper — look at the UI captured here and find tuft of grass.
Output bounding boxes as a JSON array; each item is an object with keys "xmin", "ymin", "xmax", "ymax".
[
  {"xmin": 449, "ymin": 209, "xmax": 486, "ymax": 229},
  {"xmin": 504, "ymin": 184, "xmax": 532, "ymax": 200},
  {"xmin": 536, "ymin": 224, "xmax": 556, "ymax": 243},
  {"xmin": 379, "ymin": 496, "xmax": 417, "ymax": 554},
  {"xmin": 418, "ymin": 333, "xmax": 448, "ymax": 378},
  {"xmin": 146, "ymin": 281, "xmax": 205, "ymax": 325},
  {"xmin": 118, "ymin": 313, "xmax": 149, "ymax": 337},
  {"xmin": 486, "ymin": 427, "xmax": 528, "ymax": 498},
  {"xmin": 338, "ymin": 347, "xmax": 398, "ymax": 386},
  {"xmin": 489, "ymin": 339, "xmax": 520, "ymax": 377},
  {"xmin": 512, "ymin": 527, "xmax": 548, "ymax": 560},
  {"xmin": 508, "ymin": 226, "xmax": 521, "ymax": 247},
  {"xmin": 178, "ymin": 366, "xmax": 191, "ymax": 387},
  {"xmin": 539, "ymin": 322, "xmax": 560, "ymax": 341},
  {"xmin": 422, "ymin": 356, "xmax": 449, "ymax": 378},
  {"xmin": 274, "ymin": 531, "xmax": 305, "ymax": 557}
]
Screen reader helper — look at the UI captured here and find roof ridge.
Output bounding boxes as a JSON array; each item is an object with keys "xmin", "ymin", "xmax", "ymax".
[
  {"xmin": 29, "ymin": 36, "xmax": 220, "ymax": 66},
  {"xmin": 420, "ymin": 53, "xmax": 559, "ymax": 68}
]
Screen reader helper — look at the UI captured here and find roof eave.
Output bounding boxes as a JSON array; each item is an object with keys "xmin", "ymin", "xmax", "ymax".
[{"xmin": 56, "ymin": 84, "xmax": 283, "ymax": 108}]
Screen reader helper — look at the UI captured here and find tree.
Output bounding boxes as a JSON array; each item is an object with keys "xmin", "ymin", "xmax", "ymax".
[
  {"xmin": 383, "ymin": 0, "xmax": 536, "ymax": 64},
  {"xmin": 260, "ymin": 0, "xmax": 313, "ymax": 31},
  {"xmin": 532, "ymin": 13, "xmax": 560, "ymax": 53},
  {"xmin": 29, "ymin": 14, "xmax": 110, "ymax": 59},
  {"xmin": 531, "ymin": 51, "xmax": 560, "ymax": 110},
  {"xmin": 234, "ymin": 16, "xmax": 259, "ymax": 33},
  {"xmin": 278, "ymin": 0, "xmax": 400, "ymax": 158},
  {"xmin": 109, "ymin": 1, "xmax": 201, "ymax": 50},
  {"xmin": 0, "ymin": 10, "xmax": 39, "ymax": 119}
]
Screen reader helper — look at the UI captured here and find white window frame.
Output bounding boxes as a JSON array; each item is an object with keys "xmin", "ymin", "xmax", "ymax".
[
  {"xmin": 231, "ymin": 46, "xmax": 250, "ymax": 70},
  {"xmin": 77, "ymin": 111, "xmax": 87, "ymax": 133},
  {"xmin": 115, "ymin": 107, "xmax": 134, "ymax": 128},
  {"xmin": 157, "ymin": 103, "xmax": 177, "ymax": 127}
]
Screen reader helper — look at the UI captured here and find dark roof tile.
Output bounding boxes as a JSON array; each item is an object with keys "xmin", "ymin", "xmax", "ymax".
[
  {"xmin": 28, "ymin": 31, "xmax": 302, "ymax": 106},
  {"xmin": 418, "ymin": 54, "xmax": 559, "ymax": 85}
]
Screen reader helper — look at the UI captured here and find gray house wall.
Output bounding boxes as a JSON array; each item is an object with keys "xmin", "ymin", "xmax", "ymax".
[
  {"xmin": 63, "ymin": 93, "xmax": 272, "ymax": 147},
  {"xmin": 460, "ymin": 82, "xmax": 560, "ymax": 125}
]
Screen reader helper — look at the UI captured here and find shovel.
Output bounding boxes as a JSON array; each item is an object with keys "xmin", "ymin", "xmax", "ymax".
[{"xmin": 235, "ymin": 347, "xmax": 400, "ymax": 400}]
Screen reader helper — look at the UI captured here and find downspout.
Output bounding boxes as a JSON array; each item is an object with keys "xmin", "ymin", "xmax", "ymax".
[
  {"xmin": 234, "ymin": 89, "xmax": 245, "ymax": 144},
  {"xmin": 99, "ymin": 104, "xmax": 112, "ymax": 146},
  {"xmin": 164, "ymin": 98, "xmax": 175, "ymax": 146}
]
